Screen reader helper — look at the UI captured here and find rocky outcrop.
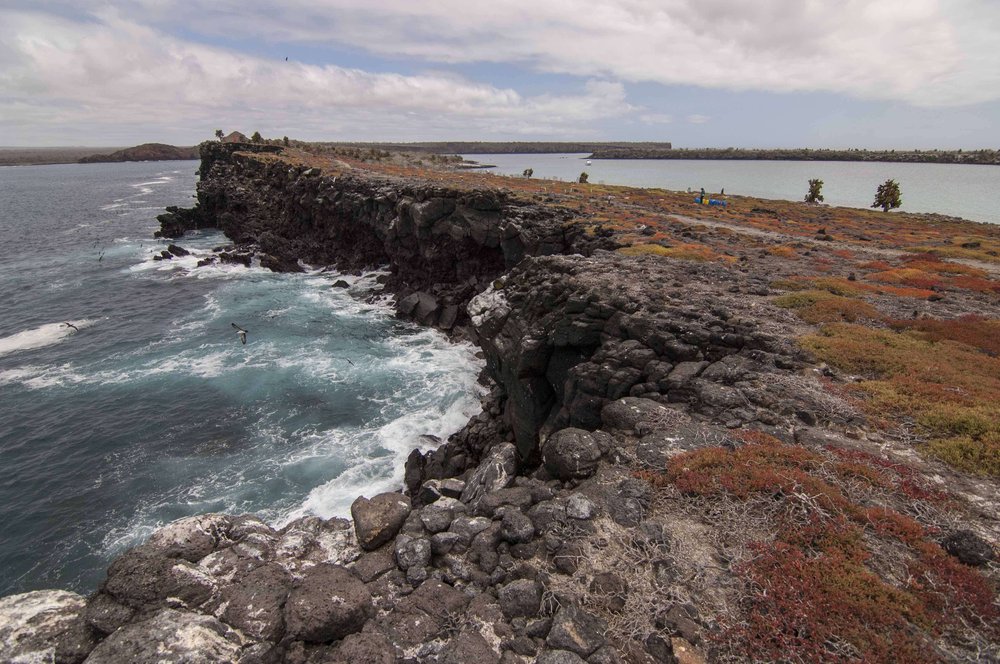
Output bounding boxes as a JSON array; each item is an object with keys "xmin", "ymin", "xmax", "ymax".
[
  {"xmin": 4, "ymin": 404, "xmax": 742, "ymax": 662},
  {"xmin": 424, "ymin": 251, "xmax": 815, "ymax": 467}
]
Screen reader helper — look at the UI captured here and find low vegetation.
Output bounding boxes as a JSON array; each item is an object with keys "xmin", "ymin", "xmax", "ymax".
[
  {"xmin": 638, "ymin": 434, "xmax": 997, "ymax": 662},
  {"xmin": 774, "ymin": 290, "xmax": 882, "ymax": 323},
  {"xmin": 803, "ymin": 322, "xmax": 1000, "ymax": 476}
]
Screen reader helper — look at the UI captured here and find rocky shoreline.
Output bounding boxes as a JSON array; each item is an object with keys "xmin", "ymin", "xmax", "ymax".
[{"xmin": 2, "ymin": 142, "xmax": 996, "ymax": 663}]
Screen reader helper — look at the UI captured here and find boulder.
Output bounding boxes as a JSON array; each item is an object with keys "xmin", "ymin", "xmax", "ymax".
[
  {"xmin": 145, "ymin": 513, "xmax": 233, "ymax": 562},
  {"xmin": 102, "ymin": 548, "xmax": 215, "ymax": 609},
  {"xmin": 397, "ymin": 291, "xmax": 439, "ymax": 325},
  {"xmin": 419, "ymin": 502, "xmax": 456, "ymax": 533},
  {"xmin": 500, "ymin": 509, "xmax": 535, "ymax": 544},
  {"xmin": 941, "ymin": 530, "xmax": 995, "ymax": 566},
  {"xmin": 351, "ymin": 493, "xmax": 411, "ymax": 551},
  {"xmin": 431, "ymin": 531, "xmax": 464, "ymax": 556},
  {"xmin": 351, "ymin": 546, "xmax": 397, "ymax": 583},
  {"xmin": 542, "ymin": 429, "xmax": 602, "ymax": 480},
  {"xmin": 437, "ymin": 631, "xmax": 499, "ymax": 664},
  {"xmin": 589, "ymin": 645, "xmax": 625, "ymax": 664},
  {"xmin": 601, "ymin": 398, "xmax": 674, "ymax": 432},
  {"xmin": 472, "ymin": 486, "xmax": 533, "ymax": 518},
  {"xmin": 607, "ymin": 477, "xmax": 653, "ymax": 527},
  {"xmin": 328, "ymin": 631, "xmax": 396, "ymax": 664},
  {"xmin": 536, "ymin": 650, "xmax": 588, "ymax": 664},
  {"xmin": 566, "ymin": 493, "xmax": 598, "ymax": 520},
  {"xmin": 546, "ymin": 604, "xmax": 607, "ymax": 657},
  {"xmin": 394, "ymin": 536, "xmax": 432, "ymax": 571},
  {"xmin": 460, "ymin": 443, "xmax": 518, "ymax": 502},
  {"xmin": 219, "ymin": 563, "xmax": 292, "ymax": 641},
  {"xmin": 498, "ymin": 579, "xmax": 542, "ymax": 619},
  {"xmin": 283, "ymin": 564, "xmax": 373, "ymax": 642},
  {"xmin": 84, "ymin": 608, "xmax": 244, "ymax": 664},
  {"xmin": 449, "ymin": 515, "xmax": 493, "ymax": 546},
  {"xmin": 664, "ymin": 361, "xmax": 708, "ymax": 390}
]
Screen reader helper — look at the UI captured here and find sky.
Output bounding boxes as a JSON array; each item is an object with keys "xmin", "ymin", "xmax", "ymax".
[{"xmin": 1, "ymin": 1, "xmax": 998, "ymax": 148}]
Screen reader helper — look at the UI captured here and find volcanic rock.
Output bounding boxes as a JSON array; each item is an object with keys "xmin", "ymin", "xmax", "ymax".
[{"xmin": 351, "ymin": 493, "xmax": 411, "ymax": 551}]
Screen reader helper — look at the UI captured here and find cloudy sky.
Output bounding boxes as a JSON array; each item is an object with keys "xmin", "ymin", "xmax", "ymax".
[{"xmin": 2, "ymin": 1, "xmax": 998, "ymax": 148}]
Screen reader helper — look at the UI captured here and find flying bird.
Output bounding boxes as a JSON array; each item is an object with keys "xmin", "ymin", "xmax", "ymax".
[
  {"xmin": 231, "ymin": 323, "xmax": 248, "ymax": 345},
  {"xmin": 63, "ymin": 322, "xmax": 79, "ymax": 332}
]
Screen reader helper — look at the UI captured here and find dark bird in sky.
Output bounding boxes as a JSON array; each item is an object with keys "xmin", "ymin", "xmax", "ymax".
[
  {"xmin": 285, "ymin": 57, "xmax": 288, "ymax": 61},
  {"xmin": 63, "ymin": 322, "xmax": 79, "ymax": 332},
  {"xmin": 231, "ymin": 323, "xmax": 248, "ymax": 345}
]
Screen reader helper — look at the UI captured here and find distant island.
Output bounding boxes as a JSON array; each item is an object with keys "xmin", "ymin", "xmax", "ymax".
[
  {"xmin": 78, "ymin": 143, "xmax": 199, "ymax": 163},
  {"xmin": 588, "ymin": 146, "xmax": 1000, "ymax": 165}
]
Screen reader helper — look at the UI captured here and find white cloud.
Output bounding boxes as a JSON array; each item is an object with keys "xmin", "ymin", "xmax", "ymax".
[
  {"xmin": 686, "ymin": 114, "xmax": 710, "ymax": 124},
  {"xmin": 3, "ymin": 1, "xmax": 998, "ymax": 144},
  {"xmin": 0, "ymin": 10, "xmax": 633, "ymax": 143},
  {"xmin": 120, "ymin": 0, "xmax": 999, "ymax": 107}
]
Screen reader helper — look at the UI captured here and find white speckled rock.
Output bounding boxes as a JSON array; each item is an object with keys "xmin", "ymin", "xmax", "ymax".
[
  {"xmin": 83, "ymin": 607, "xmax": 246, "ymax": 663},
  {"xmin": 467, "ymin": 285, "xmax": 510, "ymax": 334},
  {"xmin": 0, "ymin": 590, "xmax": 95, "ymax": 664},
  {"xmin": 145, "ymin": 514, "xmax": 234, "ymax": 562}
]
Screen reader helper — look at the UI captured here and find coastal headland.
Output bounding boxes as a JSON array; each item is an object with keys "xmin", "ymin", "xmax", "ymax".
[
  {"xmin": 0, "ymin": 143, "xmax": 198, "ymax": 166},
  {"xmin": 2, "ymin": 141, "xmax": 998, "ymax": 663}
]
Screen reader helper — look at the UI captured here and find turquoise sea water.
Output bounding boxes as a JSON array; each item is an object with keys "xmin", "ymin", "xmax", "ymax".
[
  {"xmin": 0, "ymin": 162, "xmax": 483, "ymax": 595},
  {"xmin": 465, "ymin": 154, "xmax": 1000, "ymax": 225}
]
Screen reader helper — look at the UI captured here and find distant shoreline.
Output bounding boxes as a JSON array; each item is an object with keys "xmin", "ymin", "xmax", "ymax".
[
  {"xmin": 0, "ymin": 147, "xmax": 125, "ymax": 166},
  {"xmin": 588, "ymin": 147, "xmax": 1000, "ymax": 166},
  {"xmin": 0, "ymin": 143, "xmax": 198, "ymax": 166}
]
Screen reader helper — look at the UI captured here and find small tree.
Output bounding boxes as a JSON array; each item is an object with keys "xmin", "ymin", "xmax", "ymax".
[
  {"xmin": 283, "ymin": 136, "xmax": 290, "ymax": 147},
  {"xmin": 251, "ymin": 131, "xmax": 263, "ymax": 143},
  {"xmin": 522, "ymin": 168, "xmax": 533, "ymax": 178},
  {"xmin": 578, "ymin": 171, "xmax": 589, "ymax": 184},
  {"xmin": 215, "ymin": 129, "xmax": 224, "ymax": 141},
  {"xmin": 872, "ymin": 178, "xmax": 902, "ymax": 212},
  {"xmin": 804, "ymin": 178, "xmax": 824, "ymax": 203}
]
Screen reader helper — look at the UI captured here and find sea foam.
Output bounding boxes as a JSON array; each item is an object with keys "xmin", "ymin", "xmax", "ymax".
[{"xmin": 0, "ymin": 320, "xmax": 95, "ymax": 357}]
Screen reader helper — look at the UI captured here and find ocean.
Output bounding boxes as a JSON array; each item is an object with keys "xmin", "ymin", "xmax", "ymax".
[
  {"xmin": 0, "ymin": 161, "xmax": 484, "ymax": 596},
  {"xmin": 466, "ymin": 154, "xmax": 1000, "ymax": 225}
]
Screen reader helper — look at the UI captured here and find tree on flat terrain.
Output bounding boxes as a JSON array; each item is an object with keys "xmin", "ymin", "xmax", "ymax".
[
  {"xmin": 214, "ymin": 129, "xmax": 224, "ymax": 141},
  {"xmin": 579, "ymin": 172, "xmax": 589, "ymax": 184},
  {"xmin": 872, "ymin": 179, "xmax": 902, "ymax": 212},
  {"xmin": 805, "ymin": 178, "xmax": 824, "ymax": 203},
  {"xmin": 251, "ymin": 131, "xmax": 263, "ymax": 143}
]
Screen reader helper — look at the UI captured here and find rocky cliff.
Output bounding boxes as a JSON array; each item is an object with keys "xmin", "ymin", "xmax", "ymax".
[{"xmin": 4, "ymin": 143, "xmax": 996, "ymax": 664}]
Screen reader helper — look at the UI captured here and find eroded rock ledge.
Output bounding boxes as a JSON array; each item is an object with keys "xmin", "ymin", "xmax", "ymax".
[{"xmin": 5, "ymin": 144, "xmax": 993, "ymax": 663}]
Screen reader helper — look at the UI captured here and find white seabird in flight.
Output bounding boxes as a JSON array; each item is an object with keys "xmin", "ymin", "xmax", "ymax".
[{"xmin": 231, "ymin": 323, "xmax": 248, "ymax": 345}]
